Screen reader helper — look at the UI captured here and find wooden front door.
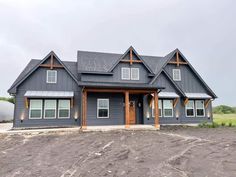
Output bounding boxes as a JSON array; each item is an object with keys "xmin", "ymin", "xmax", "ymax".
[{"xmin": 129, "ymin": 101, "xmax": 136, "ymax": 124}]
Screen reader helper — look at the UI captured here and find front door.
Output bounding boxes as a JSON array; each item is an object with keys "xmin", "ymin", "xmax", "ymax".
[{"xmin": 129, "ymin": 101, "xmax": 136, "ymax": 124}]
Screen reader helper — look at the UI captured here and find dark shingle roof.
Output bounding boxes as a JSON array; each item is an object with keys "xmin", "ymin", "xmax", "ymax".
[{"xmin": 77, "ymin": 50, "xmax": 166, "ymax": 74}]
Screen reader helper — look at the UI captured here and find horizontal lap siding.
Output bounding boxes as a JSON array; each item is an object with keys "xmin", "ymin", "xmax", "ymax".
[{"xmin": 86, "ymin": 93, "xmax": 125, "ymax": 126}]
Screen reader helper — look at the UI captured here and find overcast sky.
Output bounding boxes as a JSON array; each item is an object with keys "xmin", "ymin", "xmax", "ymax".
[{"xmin": 0, "ymin": 0, "xmax": 235, "ymax": 106}]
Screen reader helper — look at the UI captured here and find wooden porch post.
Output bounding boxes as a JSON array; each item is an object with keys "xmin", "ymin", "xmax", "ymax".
[
  {"xmin": 82, "ymin": 90, "xmax": 87, "ymax": 129},
  {"xmin": 154, "ymin": 91, "xmax": 160, "ymax": 128},
  {"xmin": 125, "ymin": 91, "xmax": 130, "ymax": 128}
]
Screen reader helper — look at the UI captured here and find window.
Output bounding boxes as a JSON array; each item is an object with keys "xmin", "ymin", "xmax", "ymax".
[
  {"xmin": 152, "ymin": 100, "xmax": 162, "ymax": 117},
  {"xmin": 196, "ymin": 100, "xmax": 205, "ymax": 117},
  {"xmin": 121, "ymin": 68, "xmax": 130, "ymax": 80},
  {"xmin": 47, "ymin": 70, "xmax": 57, "ymax": 83},
  {"xmin": 163, "ymin": 100, "xmax": 173, "ymax": 117},
  {"xmin": 131, "ymin": 68, "xmax": 139, "ymax": 80},
  {"xmin": 44, "ymin": 100, "xmax": 56, "ymax": 119},
  {"xmin": 29, "ymin": 100, "xmax": 43, "ymax": 119},
  {"xmin": 173, "ymin": 69, "xmax": 181, "ymax": 81},
  {"xmin": 97, "ymin": 99, "xmax": 109, "ymax": 118},
  {"xmin": 58, "ymin": 100, "xmax": 70, "ymax": 118},
  {"xmin": 186, "ymin": 100, "xmax": 195, "ymax": 117}
]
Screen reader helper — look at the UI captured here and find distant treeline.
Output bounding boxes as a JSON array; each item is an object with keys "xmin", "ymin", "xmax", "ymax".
[
  {"xmin": 213, "ymin": 105, "xmax": 236, "ymax": 114},
  {"xmin": 0, "ymin": 97, "xmax": 15, "ymax": 104}
]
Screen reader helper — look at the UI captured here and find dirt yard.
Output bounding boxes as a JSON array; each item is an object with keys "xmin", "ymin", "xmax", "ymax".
[{"xmin": 0, "ymin": 127, "xmax": 236, "ymax": 177}]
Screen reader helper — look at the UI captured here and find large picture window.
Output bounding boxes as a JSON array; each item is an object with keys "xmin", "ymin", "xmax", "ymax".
[
  {"xmin": 44, "ymin": 100, "xmax": 56, "ymax": 119},
  {"xmin": 186, "ymin": 100, "xmax": 195, "ymax": 117},
  {"xmin": 196, "ymin": 100, "xmax": 205, "ymax": 117},
  {"xmin": 152, "ymin": 100, "xmax": 162, "ymax": 117},
  {"xmin": 58, "ymin": 100, "xmax": 70, "ymax": 118},
  {"xmin": 47, "ymin": 70, "xmax": 57, "ymax": 83},
  {"xmin": 97, "ymin": 99, "xmax": 109, "ymax": 118},
  {"xmin": 29, "ymin": 100, "xmax": 43, "ymax": 119}
]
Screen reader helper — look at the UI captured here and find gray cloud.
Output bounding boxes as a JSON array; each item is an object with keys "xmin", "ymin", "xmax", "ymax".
[{"xmin": 0, "ymin": 0, "xmax": 235, "ymax": 106}]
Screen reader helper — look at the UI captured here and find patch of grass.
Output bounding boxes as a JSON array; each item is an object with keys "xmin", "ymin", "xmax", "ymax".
[
  {"xmin": 199, "ymin": 114, "xmax": 236, "ymax": 128},
  {"xmin": 213, "ymin": 114, "xmax": 236, "ymax": 126}
]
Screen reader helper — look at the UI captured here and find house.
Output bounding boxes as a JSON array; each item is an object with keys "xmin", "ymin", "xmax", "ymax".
[{"xmin": 8, "ymin": 46, "xmax": 217, "ymax": 129}]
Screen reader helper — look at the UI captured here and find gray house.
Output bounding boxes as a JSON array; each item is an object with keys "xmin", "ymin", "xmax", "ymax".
[{"xmin": 8, "ymin": 46, "xmax": 217, "ymax": 128}]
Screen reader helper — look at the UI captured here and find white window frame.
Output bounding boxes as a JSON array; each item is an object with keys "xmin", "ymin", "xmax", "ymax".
[
  {"xmin": 29, "ymin": 99, "xmax": 43, "ymax": 119},
  {"xmin": 173, "ymin": 69, "xmax": 181, "ymax": 81},
  {"xmin": 131, "ymin": 68, "xmax": 139, "ymax": 80},
  {"xmin": 163, "ymin": 100, "xmax": 173, "ymax": 117},
  {"xmin": 58, "ymin": 100, "xmax": 70, "ymax": 119},
  {"xmin": 185, "ymin": 100, "xmax": 195, "ymax": 117},
  {"xmin": 97, "ymin": 99, "xmax": 109, "ymax": 118},
  {"xmin": 121, "ymin": 68, "xmax": 130, "ymax": 80},
  {"xmin": 152, "ymin": 100, "xmax": 162, "ymax": 117},
  {"xmin": 44, "ymin": 99, "xmax": 57, "ymax": 119},
  {"xmin": 46, "ymin": 70, "xmax": 57, "ymax": 83},
  {"xmin": 195, "ymin": 100, "xmax": 205, "ymax": 117}
]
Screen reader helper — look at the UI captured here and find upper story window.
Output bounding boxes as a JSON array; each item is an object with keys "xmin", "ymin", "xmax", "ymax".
[
  {"xmin": 121, "ymin": 68, "xmax": 130, "ymax": 80},
  {"xmin": 131, "ymin": 68, "xmax": 139, "ymax": 80},
  {"xmin": 47, "ymin": 70, "xmax": 57, "ymax": 83},
  {"xmin": 97, "ymin": 99, "xmax": 109, "ymax": 118},
  {"xmin": 173, "ymin": 69, "xmax": 181, "ymax": 81},
  {"xmin": 121, "ymin": 67, "xmax": 139, "ymax": 80}
]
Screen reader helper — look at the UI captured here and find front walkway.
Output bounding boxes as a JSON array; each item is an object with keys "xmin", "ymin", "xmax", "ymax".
[{"xmin": 0, "ymin": 123, "xmax": 159, "ymax": 134}]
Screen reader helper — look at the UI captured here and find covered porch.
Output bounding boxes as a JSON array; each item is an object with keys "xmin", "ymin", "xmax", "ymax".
[{"xmin": 80, "ymin": 83, "xmax": 163, "ymax": 129}]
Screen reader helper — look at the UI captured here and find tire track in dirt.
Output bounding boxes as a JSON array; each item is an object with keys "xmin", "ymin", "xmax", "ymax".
[{"xmin": 155, "ymin": 132, "xmax": 213, "ymax": 177}]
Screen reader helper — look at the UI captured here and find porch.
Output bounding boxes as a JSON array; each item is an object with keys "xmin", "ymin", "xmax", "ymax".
[{"xmin": 81, "ymin": 86, "xmax": 162, "ymax": 129}]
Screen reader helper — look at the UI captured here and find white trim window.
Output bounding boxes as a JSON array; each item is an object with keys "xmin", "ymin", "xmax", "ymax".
[
  {"xmin": 44, "ymin": 100, "xmax": 57, "ymax": 119},
  {"xmin": 97, "ymin": 99, "xmax": 109, "ymax": 118},
  {"xmin": 58, "ymin": 100, "xmax": 70, "ymax": 118},
  {"xmin": 47, "ymin": 70, "xmax": 57, "ymax": 83},
  {"xmin": 152, "ymin": 100, "xmax": 162, "ymax": 117},
  {"xmin": 186, "ymin": 100, "xmax": 195, "ymax": 117},
  {"xmin": 163, "ymin": 100, "xmax": 173, "ymax": 117},
  {"xmin": 29, "ymin": 99, "xmax": 43, "ymax": 119},
  {"xmin": 131, "ymin": 68, "xmax": 139, "ymax": 80},
  {"xmin": 196, "ymin": 100, "xmax": 205, "ymax": 117},
  {"xmin": 121, "ymin": 68, "xmax": 130, "ymax": 80},
  {"xmin": 173, "ymin": 69, "xmax": 181, "ymax": 81}
]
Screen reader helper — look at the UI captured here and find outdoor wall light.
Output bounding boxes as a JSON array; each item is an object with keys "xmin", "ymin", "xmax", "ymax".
[
  {"xmin": 207, "ymin": 112, "xmax": 211, "ymax": 119},
  {"xmin": 20, "ymin": 114, "xmax": 24, "ymax": 123},
  {"xmin": 146, "ymin": 111, "xmax": 150, "ymax": 119},
  {"xmin": 74, "ymin": 112, "xmax": 78, "ymax": 121}
]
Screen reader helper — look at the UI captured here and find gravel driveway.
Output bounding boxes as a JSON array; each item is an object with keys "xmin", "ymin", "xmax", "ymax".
[{"xmin": 0, "ymin": 127, "xmax": 235, "ymax": 177}]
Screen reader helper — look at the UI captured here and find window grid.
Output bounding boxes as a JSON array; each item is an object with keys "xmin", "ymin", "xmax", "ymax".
[
  {"xmin": 47, "ymin": 70, "xmax": 57, "ymax": 83},
  {"xmin": 29, "ymin": 99, "xmax": 43, "ymax": 119},
  {"xmin": 173, "ymin": 69, "xmax": 181, "ymax": 81},
  {"xmin": 97, "ymin": 99, "xmax": 109, "ymax": 118},
  {"xmin": 44, "ymin": 100, "xmax": 57, "ymax": 119}
]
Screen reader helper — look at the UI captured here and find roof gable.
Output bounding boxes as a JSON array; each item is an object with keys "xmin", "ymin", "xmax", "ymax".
[
  {"xmin": 108, "ymin": 46, "xmax": 154, "ymax": 73},
  {"xmin": 8, "ymin": 51, "xmax": 79, "ymax": 94},
  {"xmin": 150, "ymin": 49, "xmax": 217, "ymax": 98}
]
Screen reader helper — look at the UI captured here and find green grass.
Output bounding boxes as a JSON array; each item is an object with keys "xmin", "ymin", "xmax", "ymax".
[{"xmin": 213, "ymin": 114, "xmax": 236, "ymax": 126}]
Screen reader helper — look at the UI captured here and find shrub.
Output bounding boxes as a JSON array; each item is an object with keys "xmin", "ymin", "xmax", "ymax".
[
  {"xmin": 228, "ymin": 122, "xmax": 232, "ymax": 127},
  {"xmin": 221, "ymin": 122, "xmax": 225, "ymax": 126}
]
